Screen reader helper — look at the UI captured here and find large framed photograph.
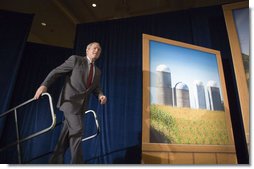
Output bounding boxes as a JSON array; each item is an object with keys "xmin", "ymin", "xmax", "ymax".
[
  {"xmin": 142, "ymin": 34, "xmax": 236, "ymax": 161},
  {"xmin": 223, "ymin": 1, "xmax": 249, "ymax": 145}
]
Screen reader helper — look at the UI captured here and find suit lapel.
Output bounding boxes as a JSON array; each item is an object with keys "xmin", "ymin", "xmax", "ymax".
[
  {"xmin": 81, "ymin": 57, "xmax": 89, "ymax": 86},
  {"xmin": 93, "ymin": 66, "xmax": 99, "ymax": 85}
]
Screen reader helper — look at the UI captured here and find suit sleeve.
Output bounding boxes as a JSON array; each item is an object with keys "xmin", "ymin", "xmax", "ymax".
[
  {"xmin": 92, "ymin": 70, "xmax": 104, "ymax": 98},
  {"xmin": 41, "ymin": 55, "xmax": 76, "ymax": 88},
  {"xmin": 93, "ymin": 84, "xmax": 104, "ymax": 98}
]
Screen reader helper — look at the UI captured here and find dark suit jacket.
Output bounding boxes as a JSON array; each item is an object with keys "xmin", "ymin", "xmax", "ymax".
[{"xmin": 41, "ymin": 55, "xmax": 103, "ymax": 114}]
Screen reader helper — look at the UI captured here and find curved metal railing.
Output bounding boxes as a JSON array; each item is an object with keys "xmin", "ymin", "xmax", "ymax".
[
  {"xmin": 0, "ymin": 93, "xmax": 100, "ymax": 163},
  {"xmin": 82, "ymin": 109, "xmax": 100, "ymax": 142},
  {"xmin": 0, "ymin": 93, "xmax": 56, "ymax": 163}
]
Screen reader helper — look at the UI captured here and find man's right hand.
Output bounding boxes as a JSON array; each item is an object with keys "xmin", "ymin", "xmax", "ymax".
[{"xmin": 34, "ymin": 85, "xmax": 47, "ymax": 99}]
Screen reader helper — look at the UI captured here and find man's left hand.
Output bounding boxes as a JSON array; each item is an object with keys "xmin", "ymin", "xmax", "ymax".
[{"xmin": 99, "ymin": 95, "xmax": 107, "ymax": 104}]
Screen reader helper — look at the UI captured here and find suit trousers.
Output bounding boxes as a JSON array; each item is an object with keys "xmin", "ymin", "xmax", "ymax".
[{"xmin": 49, "ymin": 111, "xmax": 84, "ymax": 164}]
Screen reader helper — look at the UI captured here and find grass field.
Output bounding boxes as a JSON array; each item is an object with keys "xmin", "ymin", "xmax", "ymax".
[{"xmin": 150, "ymin": 104, "xmax": 230, "ymax": 145}]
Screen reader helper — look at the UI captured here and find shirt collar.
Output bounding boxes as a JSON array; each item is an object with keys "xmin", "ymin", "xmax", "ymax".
[{"xmin": 86, "ymin": 56, "xmax": 93, "ymax": 64}]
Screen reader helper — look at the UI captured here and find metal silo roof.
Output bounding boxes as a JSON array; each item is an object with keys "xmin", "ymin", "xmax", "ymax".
[
  {"xmin": 207, "ymin": 81, "xmax": 218, "ymax": 87},
  {"xmin": 176, "ymin": 82, "xmax": 189, "ymax": 90},
  {"xmin": 156, "ymin": 64, "xmax": 170, "ymax": 72}
]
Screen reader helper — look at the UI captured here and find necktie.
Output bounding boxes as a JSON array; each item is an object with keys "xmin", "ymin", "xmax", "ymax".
[{"xmin": 87, "ymin": 63, "xmax": 93, "ymax": 88}]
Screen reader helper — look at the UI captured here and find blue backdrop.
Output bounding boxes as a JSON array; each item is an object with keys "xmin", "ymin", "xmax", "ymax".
[
  {"xmin": 0, "ymin": 5, "xmax": 248, "ymax": 164},
  {"xmin": 74, "ymin": 5, "xmax": 248, "ymax": 164},
  {"xmin": 0, "ymin": 10, "xmax": 33, "ymax": 163}
]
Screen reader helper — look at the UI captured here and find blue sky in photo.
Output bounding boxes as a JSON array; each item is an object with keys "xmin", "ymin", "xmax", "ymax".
[
  {"xmin": 233, "ymin": 8, "xmax": 249, "ymax": 56},
  {"xmin": 149, "ymin": 40, "xmax": 223, "ymax": 108}
]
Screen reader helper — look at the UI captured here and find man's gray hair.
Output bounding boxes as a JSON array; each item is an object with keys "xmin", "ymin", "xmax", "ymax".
[{"xmin": 86, "ymin": 42, "xmax": 101, "ymax": 51}]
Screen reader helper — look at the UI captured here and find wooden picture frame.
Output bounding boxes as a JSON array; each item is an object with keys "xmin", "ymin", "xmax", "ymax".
[
  {"xmin": 223, "ymin": 1, "xmax": 249, "ymax": 145},
  {"xmin": 142, "ymin": 34, "xmax": 236, "ymax": 164}
]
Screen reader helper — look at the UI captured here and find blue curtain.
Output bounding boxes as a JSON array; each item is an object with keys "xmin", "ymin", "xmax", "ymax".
[
  {"xmin": 0, "ymin": 5, "xmax": 248, "ymax": 164},
  {"xmin": 75, "ymin": 5, "xmax": 248, "ymax": 164},
  {"xmin": 0, "ymin": 10, "xmax": 33, "ymax": 128},
  {"xmin": 0, "ymin": 10, "xmax": 33, "ymax": 114},
  {"xmin": 0, "ymin": 42, "xmax": 73, "ymax": 163},
  {"xmin": 0, "ymin": 10, "xmax": 33, "ymax": 163}
]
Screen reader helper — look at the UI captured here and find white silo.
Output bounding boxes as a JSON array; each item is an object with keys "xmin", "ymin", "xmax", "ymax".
[
  {"xmin": 156, "ymin": 64, "xmax": 173, "ymax": 105},
  {"xmin": 207, "ymin": 81, "xmax": 223, "ymax": 111},
  {"xmin": 193, "ymin": 80, "xmax": 207, "ymax": 109},
  {"xmin": 175, "ymin": 82, "xmax": 190, "ymax": 108}
]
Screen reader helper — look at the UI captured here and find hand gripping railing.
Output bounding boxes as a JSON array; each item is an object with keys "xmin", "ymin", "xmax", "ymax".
[{"xmin": 0, "ymin": 93, "xmax": 56, "ymax": 163}]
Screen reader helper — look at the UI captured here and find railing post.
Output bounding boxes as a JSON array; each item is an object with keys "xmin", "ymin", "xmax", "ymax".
[
  {"xmin": 14, "ymin": 109, "xmax": 21, "ymax": 164},
  {"xmin": 0, "ymin": 93, "xmax": 99, "ymax": 163}
]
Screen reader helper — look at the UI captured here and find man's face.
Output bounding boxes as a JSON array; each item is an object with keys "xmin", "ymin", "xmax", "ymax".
[{"xmin": 86, "ymin": 43, "xmax": 101, "ymax": 62}]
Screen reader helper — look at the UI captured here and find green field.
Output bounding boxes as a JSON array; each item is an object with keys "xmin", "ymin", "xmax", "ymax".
[{"xmin": 150, "ymin": 104, "xmax": 230, "ymax": 145}]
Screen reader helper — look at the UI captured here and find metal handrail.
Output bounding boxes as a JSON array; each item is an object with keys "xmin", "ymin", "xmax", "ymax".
[
  {"xmin": 82, "ymin": 110, "xmax": 100, "ymax": 142},
  {"xmin": 0, "ymin": 93, "xmax": 56, "ymax": 163},
  {"xmin": 0, "ymin": 93, "xmax": 100, "ymax": 163}
]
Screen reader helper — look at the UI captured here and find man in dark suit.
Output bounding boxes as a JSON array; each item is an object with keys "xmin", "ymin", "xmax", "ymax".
[{"xmin": 34, "ymin": 42, "xmax": 107, "ymax": 164}]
